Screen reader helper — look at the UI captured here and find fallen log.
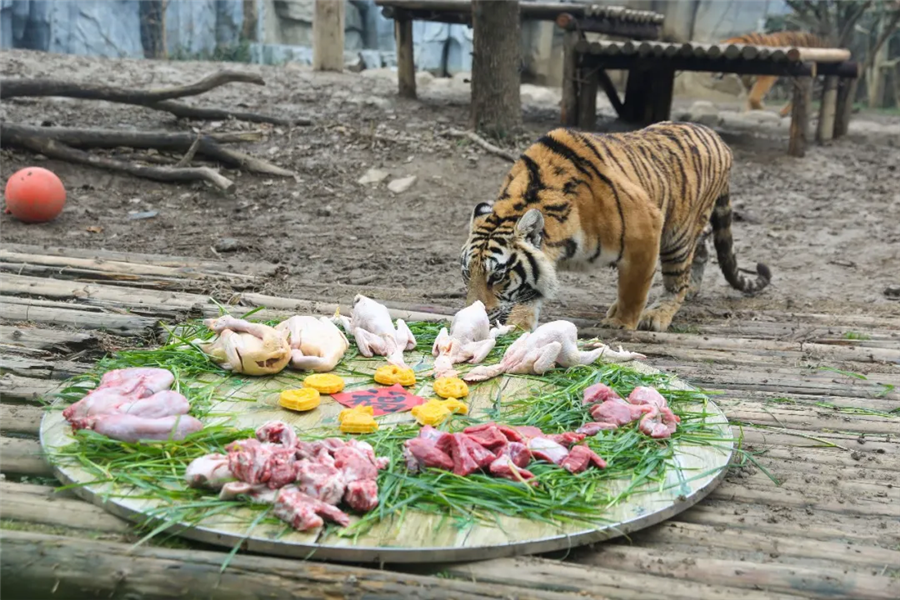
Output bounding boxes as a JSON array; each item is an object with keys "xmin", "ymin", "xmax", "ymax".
[{"xmin": 0, "ymin": 530, "xmax": 585, "ymax": 600}]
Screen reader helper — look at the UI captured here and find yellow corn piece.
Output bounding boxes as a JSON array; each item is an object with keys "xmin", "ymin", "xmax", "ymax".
[
  {"xmin": 338, "ymin": 404, "xmax": 378, "ymax": 434},
  {"xmin": 432, "ymin": 376, "xmax": 469, "ymax": 399},
  {"xmin": 279, "ymin": 388, "xmax": 321, "ymax": 412},
  {"xmin": 373, "ymin": 364, "xmax": 416, "ymax": 387},
  {"xmin": 303, "ymin": 373, "xmax": 345, "ymax": 395},
  {"xmin": 411, "ymin": 398, "xmax": 469, "ymax": 426}
]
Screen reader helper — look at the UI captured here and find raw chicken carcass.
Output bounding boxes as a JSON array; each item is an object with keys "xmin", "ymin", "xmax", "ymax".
[
  {"xmin": 274, "ymin": 486, "xmax": 350, "ymax": 531},
  {"xmin": 196, "ymin": 315, "xmax": 291, "ymax": 376},
  {"xmin": 72, "ymin": 413, "xmax": 203, "ymax": 443},
  {"xmin": 115, "ymin": 390, "xmax": 191, "ymax": 419},
  {"xmin": 185, "ymin": 453, "xmax": 235, "ymax": 490},
  {"xmin": 463, "ymin": 321, "xmax": 645, "ymax": 382},
  {"xmin": 62, "ymin": 367, "xmax": 175, "ymax": 421},
  {"xmin": 332, "ymin": 294, "xmax": 416, "ymax": 368},
  {"xmin": 275, "ymin": 315, "xmax": 350, "ymax": 372},
  {"xmin": 431, "ymin": 300, "xmax": 513, "ymax": 378}
]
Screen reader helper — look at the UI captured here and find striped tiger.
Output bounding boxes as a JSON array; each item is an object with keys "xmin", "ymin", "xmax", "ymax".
[
  {"xmin": 717, "ymin": 31, "xmax": 829, "ymax": 116},
  {"xmin": 460, "ymin": 122, "xmax": 771, "ymax": 333}
]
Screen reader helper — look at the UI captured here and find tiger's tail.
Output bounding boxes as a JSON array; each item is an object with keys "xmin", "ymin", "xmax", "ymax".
[{"xmin": 710, "ymin": 189, "xmax": 772, "ymax": 294}]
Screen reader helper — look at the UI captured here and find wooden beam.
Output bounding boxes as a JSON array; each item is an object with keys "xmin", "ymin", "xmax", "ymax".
[
  {"xmin": 395, "ymin": 18, "xmax": 416, "ymax": 98},
  {"xmin": 0, "ymin": 530, "xmax": 586, "ymax": 600},
  {"xmin": 788, "ymin": 76, "xmax": 812, "ymax": 157},
  {"xmin": 313, "ymin": 0, "xmax": 345, "ymax": 72},
  {"xmin": 0, "ymin": 437, "xmax": 52, "ymax": 477},
  {"xmin": 596, "ymin": 69, "xmax": 625, "ymax": 119}
]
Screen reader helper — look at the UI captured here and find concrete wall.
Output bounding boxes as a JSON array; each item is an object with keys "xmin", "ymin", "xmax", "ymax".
[{"xmin": 1, "ymin": 0, "xmax": 791, "ymax": 81}]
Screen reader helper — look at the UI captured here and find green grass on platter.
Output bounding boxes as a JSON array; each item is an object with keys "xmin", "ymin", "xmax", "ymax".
[{"xmin": 43, "ymin": 314, "xmax": 736, "ymax": 558}]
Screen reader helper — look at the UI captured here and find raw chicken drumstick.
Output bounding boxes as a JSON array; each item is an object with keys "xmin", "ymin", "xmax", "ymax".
[{"xmin": 463, "ymin": 320, "xmax": 644, "ymax": 382}]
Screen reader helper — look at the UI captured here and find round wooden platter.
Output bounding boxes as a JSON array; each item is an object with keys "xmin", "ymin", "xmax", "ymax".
[{"xmin": 40, "ymin": 349, "xmax": 734, "ymax": 564}]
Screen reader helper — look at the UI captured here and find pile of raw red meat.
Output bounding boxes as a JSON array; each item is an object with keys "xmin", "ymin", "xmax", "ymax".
[
  {"xmin": 576, "ymin": 383, "xmax": 681, "ymax": 439},
  {"xmin": 403, "ymin": 423, "xmax": 607, "ymax": 484},
  {"xmin": 185, "ymin": 420, "xmax": 390, "ymax": 532},
  {"xmin": 63, "ymin": 367, "xmax": 203, "ymax": 443}
]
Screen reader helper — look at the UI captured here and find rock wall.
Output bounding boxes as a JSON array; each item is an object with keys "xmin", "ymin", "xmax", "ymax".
[{"xmin": 1, "ymin": 0, "xmax": 790, "ymax": 83}]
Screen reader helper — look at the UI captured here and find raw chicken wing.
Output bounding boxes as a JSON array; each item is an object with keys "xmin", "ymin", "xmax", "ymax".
[
  {"xmin": 276, "ymin": 315, "xmax": 350, "ymax": 372},
  {"xmin": 332, "ymin": 294, "xmax": 416, "ymax": 368},
  {"xmin": 196, "ymin": 315, "xmax": 291, "ymax": 376},
  {"xmin": 432, "ymin": 300, "xmax": 513, "ymax": 378},
  {"xmin": 463, "ymin": 320, "xmax": 644, "ymax": 382}
]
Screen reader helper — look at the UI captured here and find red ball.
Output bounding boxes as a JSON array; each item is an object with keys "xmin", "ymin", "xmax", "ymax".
[{"xmin": 4, "ymin": 166, "xmax": 67, "ymax": 223}]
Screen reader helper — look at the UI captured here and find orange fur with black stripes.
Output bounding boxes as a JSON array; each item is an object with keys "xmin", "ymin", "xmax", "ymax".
[
  {"xmin": 720, "ymin": 31, "xmax": 829, "ymax": 116},
  {"xmin": 460, "ymin": 122, "xmax": 771, "ymax": 333}
]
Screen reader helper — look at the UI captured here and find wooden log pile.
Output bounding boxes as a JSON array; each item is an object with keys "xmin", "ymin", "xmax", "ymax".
[{"xmin": 0, "ymin": 70, "xmax": 311, "ymax": 192}]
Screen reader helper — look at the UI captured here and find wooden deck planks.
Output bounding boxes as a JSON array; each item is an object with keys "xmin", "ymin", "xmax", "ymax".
[{"xmin": 1, "ymin": 244, "xmax": 898, "ymax": 599}]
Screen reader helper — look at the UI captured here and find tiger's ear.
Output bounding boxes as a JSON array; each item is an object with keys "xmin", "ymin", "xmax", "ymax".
[
  {"xmin": 470, "ymin": 202, "xmax": 493, "ymax": 227},
  {"xmin": 516, "ymin": 209, "xmax": 544, "ymax": 248}
]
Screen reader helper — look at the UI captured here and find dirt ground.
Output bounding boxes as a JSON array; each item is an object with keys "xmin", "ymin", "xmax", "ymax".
[{"xmin": 2, "ymin": 49, "xmax": 899, "ymax": 325}]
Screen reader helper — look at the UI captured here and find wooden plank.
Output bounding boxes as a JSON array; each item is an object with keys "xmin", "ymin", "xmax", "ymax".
[
  {"xmin": 0, "ymin": 404, "xmax": 42, "ymax": 435},
  {"xmin": 395, "ymin": 17, "xmax": 416, "ymax": 98},
  {"xmin": 0, "ymin": 481, "xmax": 130, "ymax": 533},
  {"xmin": 0, "ymin": 530, "xmax": 590, "ymax": 600},
  {"xmin": 0, "ymin": 300, "xmax": 157, "ymax": 335},
  {"xmin": 0, "ymin": 324, "xmax": 97, "ymax": 352},
  {"xmin": 0, "ymin": 436, "xmax": 52, "ymax": 477},
  {"xmin": 442, "ymin": 556, "xmax": 804, "ymax": 600},
  {"xmin": 573, "ymin": 543, "xmax": 900, "ymax": 600},
  {"xmin": 709, "ymin": 483, "xmax": 900, "ymax": 518},
  {"xmin": 0, "ymin": 355, "xmax": 90, "ymax": 380},
  {"xmin": 789, "ymin": 76, "xmax": 812, "ymax": 157},
  {"xmin": 0, "ymin": 374, "xmax": 63, "ymax": 404},
  {"xmin": 312, "ymin": 0, "xmax": 345, "ymax": 72}
]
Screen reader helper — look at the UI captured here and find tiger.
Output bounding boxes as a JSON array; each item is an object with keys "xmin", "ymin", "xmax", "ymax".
[
  {"xmin": 460, "ymin": 122, "xmax": 771, "ymax": 333},
  {"xmin": 715, "ymin": 31, "xmax": 829, "ymax": 116}
]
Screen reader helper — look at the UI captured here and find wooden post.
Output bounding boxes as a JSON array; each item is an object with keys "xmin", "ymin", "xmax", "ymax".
[
  {"xmin": 834, "ymin": 77, "xmax": 858, "ymax": 138},
  {"xmin": 561, "ymin": 30, "xmax": 579, "ymax": 126},
  {"xmin": 395, "ymin": 17, "xmax": 416, "ymax": 99},
  {"xmin": 313, "ymin": 0, "xmax": 345, "ymax": 72},
  {"xmin": 576, "ymin": 65, "xmax": 599, "ymax": 130},
  {"xmin": 788, "ymin": 77, "xmax": 812, "ymax": 157},
  {"xmin": 623, "ymin": 67, "xmax": 651, "ymax": 124},
  {"xmin": 816, "ymin": 75, "xmax": 839, "ymax": 143},
  {"xmin": 650, "ymin": 67, "xmax": 675, "ymax": 122}
]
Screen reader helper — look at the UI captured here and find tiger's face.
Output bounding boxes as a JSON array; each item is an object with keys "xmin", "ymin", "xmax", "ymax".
[{"xmin": 460, "ymin": 204, "xmax": 558, "ymax": 330}]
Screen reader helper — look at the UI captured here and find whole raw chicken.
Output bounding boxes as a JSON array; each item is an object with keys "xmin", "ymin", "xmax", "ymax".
[
  {"xmin": 332, "ymin": 295, "xmax": 416, "ymax": 368},
  {"xmin": 196, "ymin": 315, "xmax": 291, "ymax": 376},
  {"xmin": 276, "ymin": 315, "xmax": 350, "ymax": 372},
  {"xmin": 432, "ymin": 300, "xmax": 513, "ymax": 379},
  {"xmin": 463, "ymin": 320, "xmax": 645, "ymax": 382}
]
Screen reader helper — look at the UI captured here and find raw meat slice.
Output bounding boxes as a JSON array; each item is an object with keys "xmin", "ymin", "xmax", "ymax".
[
  {"xmin": 489, "ymin": 455, "xmax": 536, "ymax": 483},
  {"xmin": 590, "ymin": 397, "xmax": 651, "ymax": 426},
  {"xmin": 560, "ymin": 445, "xmax": 608, "ymax": 473},
  {"xmin": 576, "ymin": 422, "xmax": 619, "ymax": 436},
  {"xmin": 255, "ymin": 421, "xmax": 298, "ymax": 449},
  {"xmin": 345, "ymin": 479, "xmax": 379, "ymax": 512},
  {"xmin": 116, "ymin": 390, "xmax": 190, "ymax": 419},
  {"xmin": 99, "ymin": 367, "xmax": 175, "ymax": 394},
  {"xmin": 333, "ymin": 446, "xmax": 378, "ymax": 483},
  {"xmin": 462, "ymin": 425, "xmax": 508, "ymax": 450},
  {"xmin": 218, "ymin": 481, "xmax": 278, "ymax": 504},
  {"xmin": 466, "ymin": 422, "xmax": 533, "ymax": 444},
  {"xmin": 447, "ymin": 433, "xmax": 496, "ymax": 476},
  {"xmin": 495, "ymin": 441, "xmax": 531, "ymax": 468},
  {"xmin": 273, "ymin": 486, "xmax": 350, "ymax": 531},
  {"xmin": 527, "ymin": 437, "xmax": 569, "ymax": 465},
  {"xmin": 420, "ymin": 425, "xmax": 451, "ymax": 445},
  {"xmin": 185, "ymin": 453, "xmax": 234, "ymax": 489},
  {"xmin": 582, "ymin": 382, "xmax": 622, "ymax": 405},
  {"xmin": 639, "ymin": 406, "xmax": 681, "ymax": 439},
  {"xmin": 295, "ymin": 460, "xmax": 345, "ymax": 504},
  {"xmin": 347, "ymin": 439, "xmax": 389, "ymax": 470},
  {"xmin": 511, "ymin": 426, "xmax": 545, "ymax": 441},
  {"xmin": 403, "ymin": 437, "xmax": 454, "ymax": 473},
  {"xmin": 628, "ymin": 386, "xmax": 669, "ymax": 410},
  {"xmin": 548, "ymin": 432, "xmax": 586, "ymax": 448},
  {"xmin": 72, "ymin": 413, "xmax": 203, "ymax": 442}
]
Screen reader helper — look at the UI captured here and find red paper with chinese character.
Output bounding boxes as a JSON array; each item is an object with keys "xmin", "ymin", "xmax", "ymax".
[{"xmin": 331, "ymin": 384, "xmax": 425, "ymax": 416}]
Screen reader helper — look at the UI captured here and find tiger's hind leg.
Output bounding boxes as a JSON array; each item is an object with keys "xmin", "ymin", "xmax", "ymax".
[
  {"xmin": 686, "ymin": 226, "xmax": 711, "ymax": 301},
  {"xmin": 638, "ymin": 230, "xmax": 699, "ymax": 332},
  {"xmin": 747, "ymin": 75, "xmax": 779, "ymax": 111}
]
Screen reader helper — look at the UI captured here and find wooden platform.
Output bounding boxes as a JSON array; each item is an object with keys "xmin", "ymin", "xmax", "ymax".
[{"xmin": 2, "ymin": 244, "xmax": 899, "ymax": 599}]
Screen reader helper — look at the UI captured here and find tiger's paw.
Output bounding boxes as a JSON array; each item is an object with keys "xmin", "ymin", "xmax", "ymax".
[{"xmin": 637, "ymin": 307, "xmax": 673, "ymax": 332}]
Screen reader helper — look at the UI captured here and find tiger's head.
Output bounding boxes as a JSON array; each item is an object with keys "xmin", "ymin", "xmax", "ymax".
[{"xmin": 460, "ymin": 203, "xmax": 558, "ymax": 330}]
